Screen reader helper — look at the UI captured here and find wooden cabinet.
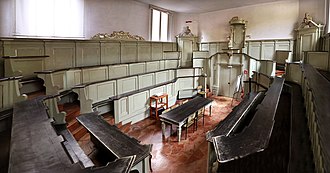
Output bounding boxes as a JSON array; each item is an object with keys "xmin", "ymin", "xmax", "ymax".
[{"xmin": 149, "ymin": 94, "xmax": 168, "ymax": 120}]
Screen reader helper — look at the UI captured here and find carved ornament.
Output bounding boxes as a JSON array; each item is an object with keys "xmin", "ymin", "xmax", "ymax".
[
  {"xmin": 177, "ymin": 26, "xmax": 196, "ymax": 37},
  {"xmin": 91, "ymin": 31, "xmax": 145, "ymax": 41},
  {"xmin": 297, "ymin": 13, "xmax": 323, "ymax": 29},
  {"xmin": 229, "ymin": 16, "xmax": 247, "ymax": 26}
]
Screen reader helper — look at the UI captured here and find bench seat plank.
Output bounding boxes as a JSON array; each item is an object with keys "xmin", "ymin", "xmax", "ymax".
[
  {"xmin": 206, "ymin": 92, "xmax": 264, "ymax": 141},
  {"xmin": 212, "ymin": 77, "xmax": 284, "ymax": 163},
  {"xmin": 76, "ymin": 113, "xmax": 152, "ymax": 166}
]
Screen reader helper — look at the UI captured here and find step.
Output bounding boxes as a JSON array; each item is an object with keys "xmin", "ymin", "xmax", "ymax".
[
  {"xmin": 67, "ymin": 119, "xmax": 81, "ymax": 132},
  {"xmin": 72, "ymin": 125, "xmax": 87, "ymax": 141}
]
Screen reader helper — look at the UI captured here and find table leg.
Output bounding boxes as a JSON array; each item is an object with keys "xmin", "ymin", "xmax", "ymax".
[
  {"xmin": 178, "ymin": 126, "xmax": 182, "ymax": 142},
  {"xmin": 161, "ymin": 122, "xmax": 166, "ymax": 139}
]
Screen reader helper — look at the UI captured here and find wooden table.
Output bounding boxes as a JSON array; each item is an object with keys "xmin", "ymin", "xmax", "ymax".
[{"xmin": 159, "ymin": 96, "xmax": 213, "ymax": 142}]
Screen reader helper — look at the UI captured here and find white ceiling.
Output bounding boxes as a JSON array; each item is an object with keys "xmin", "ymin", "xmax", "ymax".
[{"xmin": 135, "ymin": 0, "xmax": 284, "ymax": 13}]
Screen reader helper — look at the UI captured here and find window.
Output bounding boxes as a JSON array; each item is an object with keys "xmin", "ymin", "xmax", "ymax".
[
  {"xmin": 15, "ymin": 0, "xmax": 84, "ymax": 38},
  {"xmin": 151, "ymin": 8, "xmax": 169, "ymax": 41}
]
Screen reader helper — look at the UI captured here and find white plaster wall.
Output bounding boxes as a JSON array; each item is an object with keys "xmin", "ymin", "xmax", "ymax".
[
  {"xmin": 175, "ymin": 0, "xmax": 299, "ymax": 42},
  {"xmin": 0, "ymin": 0, "xmax": 14, "ymax": 37},
  {"xmin": 84, "ymin": 0, "xmax": 150, "ymax": 39}
]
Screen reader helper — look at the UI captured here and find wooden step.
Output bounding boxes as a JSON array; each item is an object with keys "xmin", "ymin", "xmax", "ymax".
[
  {"xmin": 72, "ymin": 125, "xmax": 87, "ymax": 141},
  {"xmin": 67, "ymin": 119, "xmax": 81, "ymax": 132}
]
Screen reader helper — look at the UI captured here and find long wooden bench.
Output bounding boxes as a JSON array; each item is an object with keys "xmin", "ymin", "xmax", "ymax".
[
  {"xmin": 211, "ymin": 77, "xmax": 284, "ymax": 163},
  {"xmin": 36, "ymin": 59, "xmax": 180, "ymax": 95},
  {"xmin": 72, "ymin": 67, "xmax": 204, "ymax": 125},
  {"xmin": 76, "ymin": 112, "xmax": 153, "ymax": 173},
  {"xmin": 9, "ymin": 97, "xmax": 135, "ymax": 173},
  {"xmin": 301, "ymin": 64, "xmax": 330, "ymax": 173},
  {"xmin": 206, "ymin": 91, "xmax": 264, "ymax": 141}
]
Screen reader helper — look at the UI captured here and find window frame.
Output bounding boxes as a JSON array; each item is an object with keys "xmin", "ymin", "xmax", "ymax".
[{"xmin": 150, "ymin": 6, "xmax": 171, "ymax": 42}]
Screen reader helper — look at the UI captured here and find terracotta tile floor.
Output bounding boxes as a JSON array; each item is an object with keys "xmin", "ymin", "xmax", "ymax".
[{"xmin": 79, "ymin": 96, "xmax": 239, "ymax": 173}]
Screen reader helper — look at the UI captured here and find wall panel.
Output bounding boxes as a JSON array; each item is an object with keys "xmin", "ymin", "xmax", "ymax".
[
  {"xmin": 117, "ymin": 76, "xmax": 138, "ymax": 95},
  {"xmin": 76, "ymin": 42, "xmax": 101, "ymax": 67},
  {"xmin": 129, "ymin": 62, "xmax": 145, "ymax": 75},
  {"xmin": 146, "ymin": 61, "xmax": 159, "ymax": 72},
  {"xmin": 109, "ymin": 64, "xmax": 129, "ymax": 79},
  {"xmin": 3, "ymin": 41, "xmax": 44, "ymax": 56},
  {"xmin": 138, "ymin": 42, "xmax": 151, "ymax": 62},
  {"xmin": 101, "ymin": 42, "xmax": 120, "ymax": 65},
  {"xmin": 138, "ymin": 73, "xmax": 154, "ymax": 89},
  {"xmin": 151, "ymin": 43, "xmax": 163, "ymax": 60},
  {"xmin": 45, "ymin": 42, "xmax": 75, "ymax": 70},
  {"xmin": 155, "ymin": 71, "xmax": 168, "ymax": 84},
  {"xmin": 82, "ymin": 66, "xmax": 108, "ymax": 83},
  {"xmin": 121, "ymin": 42, "xmax": 137, "ymax": 63}
]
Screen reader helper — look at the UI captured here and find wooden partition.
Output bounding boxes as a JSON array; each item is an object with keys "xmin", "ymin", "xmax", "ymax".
[
  {"xmin": 1, "ymin": 38, "xmax": 178, "ymax": 77},
  {"xmin": 0, "ymin": 77, "xmax": 27, "ymax": 110},
  {"xmin": 72, "ymin": 67, "xmax": 201, "ymax": 125},
  {"xmin": 286, "ymin": 63, "xmax": 330, "ymax": 173},
  {"xmin": 304, "ymin": 51, "xmax": 329, "ymax": 71}
]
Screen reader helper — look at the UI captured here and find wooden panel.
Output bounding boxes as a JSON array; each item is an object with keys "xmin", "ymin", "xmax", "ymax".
[
  {"xmin": 5, "ymin": 57, "xmax": 45, "ymax": 78},
  {"xmin": 76, "ymin": 42, "xmax": 100, "ymax": 67},
  {"xmin": 200, "ymin": 43, "xmax": 209, "ymax": 51},
  {"xmin": 108, "ymin": 64, "xmax": 129, "ymax": 79},
  {"xmin": 159, "ymin": 61, "xmax": 165, "ymax": 70},
  {"xmin": 151, "ymin": 43, "xmax": 163, "ymax": 60},
  {"xmin": 219, "ymin": 65, "xmax": 230, "ymax": 96},
  {"xmin": 219, "ymin": 42, "xmax": 229, "ymax": 52},
  {"xmin": 150, "ymin": 86, "xmax": 166, "ymax": 96},
  {"xmin": 181, "ymin": 40, "xmax": 193, "ymax": 67},
  {"xmin": 302, "ymin": 34, "xmax": 314, "ymax": 52},
  {"xmin": 0, "ymin": 42, "xmax": 3, "ymax": 77},
  {"xmin": 163, "ymin": 52, "xmax": 180, "ymax": 60},
  {"xmin": 146, "ymin": 61, "xmax": 159, "ymax": 73},
  {"xmin": 138, "ymin": 42, "xmax": 151, "ymax": 62},
  {"xmin": 248, "ymin": 42, "xmax": 261, "ymax": 60},
  {"xmin": 155, "ymin": 71, "xmax": 168, "ymax": 84},
  {"xmin": 177, "ymin": 78, "xmax": 194, "ymax": 90},
  {"xmin": 193, "ymin": 51, "xmax": 209, "ymax": 58},
  {"xmin": 163, "ymin": 43, "xmax": 173, "ymax": 51},
  {"xmin": 88, "ymin": 80, "xmax": 116, "ymax": 103},
  {"xmin": 117, "ymin": 76, "xmax": 138, "ymax": 95},
  {"xmin": 305, "ymin": 52, "xmax": 329, "ymax": 70},
  {"xmin": 177, "ymin": 68, "xmax": 194, "ymax": 77},
  {"xmin": 121, "ymin": 42, "xmax": 137, "ymax": 63},
  {"xmin": 128, "ymin": 91, "xmax": 149, "ymax": 114},
  {"xmin": 101, "ymin": 42, "xmax": 120, "ymax": 65},
  {"xmin": 82, "ymin": 66, "xmax": 108, "ymax": 83},
  {"xmin": 138, "ymin": 73, "xmax": 154, "ymax": 89},
  {"xmin": 52, "ymin": 71, "xmax": 66, "ymax": 90},
  {"xmin": 261, "ymin": 42, "xmax": 275, "ymax": 60},
  {"xmin": 114, "ymin": 97, "xmax": 129, "ymax": 123},
  {"xmin": 45, "ymin": 42, "xmax": 75, "ymax": 70},
  {"xmin": 164, "ymin": 60, "xmax": 178, "ymax": 69},
  {"xmin": 66, "ymin": 69, "xmax": 82, "ymax": 89},
  {"xmin": 219, "ymin": 53, "xmax": 230, "ymax": 64},
  {"xmin": 275, "ymin": 40, "xmax": 291, "ymax": 51},
  {"xmin": 3, "ymin": 41, "xmax": 44, "ymax": 56},
  {"xmin": 129, "ymin": 62, "xmax": 145, "ymax": 75},
  {"xmin": 168, "ymin": 70, "xmax": 175, "ymax": 80},
  {"xmin": 209, "ymin": 43, "xmax": 218, "ymax": 55}
]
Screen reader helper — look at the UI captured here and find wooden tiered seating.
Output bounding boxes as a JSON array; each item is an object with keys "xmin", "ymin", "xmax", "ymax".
[{"xmin": 9, "ymin": 97, "xmax": 135, "ymax": 173}]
